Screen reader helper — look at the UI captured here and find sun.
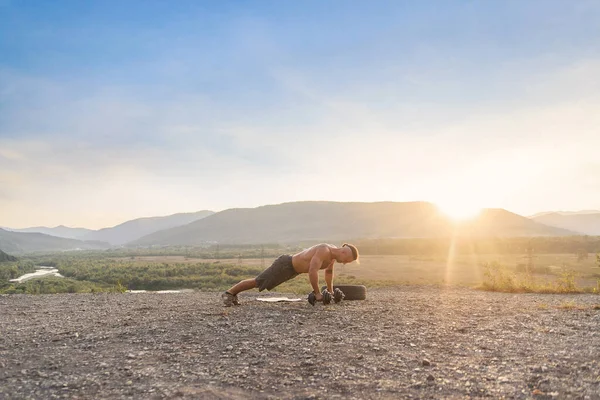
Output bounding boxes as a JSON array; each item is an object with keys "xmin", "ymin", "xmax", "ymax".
[{"xmin": 436, "ymin": 201, "xmax": 482, "ymax": 221}]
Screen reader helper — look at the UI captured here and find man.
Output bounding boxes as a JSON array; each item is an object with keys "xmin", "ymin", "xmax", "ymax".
[{"xmin": 221, "ymin": 243, "xmax": 359, "ymax": 306}]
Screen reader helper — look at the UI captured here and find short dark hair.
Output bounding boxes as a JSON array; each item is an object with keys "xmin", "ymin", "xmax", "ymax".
[{"xmin": 342, "ymin": 243, "xmax": 359, "ymax": 262}]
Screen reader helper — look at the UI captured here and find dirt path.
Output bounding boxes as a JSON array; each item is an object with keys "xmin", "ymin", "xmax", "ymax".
[{"xmin": 1, "ymin": 287, "xmax": 598, "ymax": 399}]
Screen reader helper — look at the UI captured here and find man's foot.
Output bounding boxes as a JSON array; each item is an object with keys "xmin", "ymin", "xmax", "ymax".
[{"xmin": 222, "ymin": 291, "xmax": 240, "ymax": 306}]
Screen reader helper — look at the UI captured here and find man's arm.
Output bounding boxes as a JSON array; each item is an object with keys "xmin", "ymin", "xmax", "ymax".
[
  {"xmin": 308, "ymin": 248, "xmax": 327, "ymax": 300},
  {"xmin": 325, "ymin": 260, "xmax": 334, "ymax": 293}
]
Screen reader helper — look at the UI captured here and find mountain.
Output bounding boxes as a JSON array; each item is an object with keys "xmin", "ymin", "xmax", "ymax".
[
  {"xmin": 530, "ymin": 210, "xmax": 600, "ymax": 218},
  {"xmin": 4, "ymin": 210, "xmax": 214, "ymax": 246},
  {"xmin": 0, "ymin": 229, "xmax": 110, "ymax": 254},
  {"xmin": 530, "ymin": 212, "xmax": 600, "ymax": 236},
  {"xmin": 0, "ymin": 249, "xmax": 18, "ymax": 262},
  {"xmin": 81, "ymin": 210, "xmax": 214, "ymax": 245},
  {"xmin": 7, "ymin": 225, "xmax": 94, "ymax": 240},
  {"xmin": 459, "ymin": 209, "xmax": 579, "ymax": 237},
  {"xmin": 130, "ymin": 201, "xmax": 577, "ymax": 246}
]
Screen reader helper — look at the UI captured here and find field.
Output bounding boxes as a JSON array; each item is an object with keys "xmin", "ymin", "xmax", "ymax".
[
  {"xmin": 1, "ymin": 249, "xmax": 599, "ymax": 295},
  {"xmin": 1, "ymin": 246, "xmax": 599, "ymax": 399},
  {"xmin": 1, "ymin": 287, "xmax": 598, "ymax": 399}
]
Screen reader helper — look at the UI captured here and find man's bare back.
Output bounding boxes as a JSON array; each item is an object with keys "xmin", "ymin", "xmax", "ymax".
[{"xmin": 291, "ymin": 243, "xmax": 336, "ymax": 273}]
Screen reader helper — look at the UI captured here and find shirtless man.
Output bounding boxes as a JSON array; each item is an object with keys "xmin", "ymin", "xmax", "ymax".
[{"xmin": 221, "ymin": 243, "xmax": 359, "ymax": 306}]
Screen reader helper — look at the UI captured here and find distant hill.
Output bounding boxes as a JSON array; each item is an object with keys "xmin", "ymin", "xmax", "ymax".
[
  {"xmin": 0, "ymin": 249, "xmax": 18, "ymax": 262},
  {"xmin": 458, "ymin": 209, "xmax": 579, "ymax": 237},
  {"xmin": 81, "ymin": 210, "xmax": 214, "ymax": 245},
  {"xmin": 130, "ymin": 201, "xmax": 576, "ymax": 246},
  {"xmin": 7, "ymin": 225, "xmax": 94, "ymax": 239},
  {"xmin": 0, "ymin": 229, "xmax": 109, "ymax": 254},
  {"xmin": 530, "ymin": 212, "xmax": 600, "ymax": 236},
  {"xmin": 530, "ymin": 210, "xmax": 600, "ymax": 218},
  {"xmin": 4, "ymin": 210, "xmax": 214, "ymax": 246}
]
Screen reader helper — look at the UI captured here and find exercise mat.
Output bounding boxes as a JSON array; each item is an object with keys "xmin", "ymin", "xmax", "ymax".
[{"xmin": 256, "ymin": 297, "xmax": 303, "ymax": 302}]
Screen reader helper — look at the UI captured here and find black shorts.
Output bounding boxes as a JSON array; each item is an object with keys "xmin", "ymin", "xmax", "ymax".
[{"xmin": 255, "ymin": 255, "xmax": 299, "ymax": 291}]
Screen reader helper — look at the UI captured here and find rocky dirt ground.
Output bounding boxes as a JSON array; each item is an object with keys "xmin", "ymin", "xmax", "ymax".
[{"xmin": 1, "ymin": 286, "xmax": 599, "ymax": 399}]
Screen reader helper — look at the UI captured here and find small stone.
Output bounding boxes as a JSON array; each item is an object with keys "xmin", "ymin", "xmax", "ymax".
[
  {"xmin": 127, "ymin": 353, "xmax": 136, "ymax": 359},
  {"xmin": 422, "ymin": 359, "xmax": 431, "ymax": 366},
  {"xmin": 126, "ymin": 380, "xmax": 132, "ymax": 385},
  {"xmin": 427, "ymin": 374, "xmax": 435, "ymax": 381}
]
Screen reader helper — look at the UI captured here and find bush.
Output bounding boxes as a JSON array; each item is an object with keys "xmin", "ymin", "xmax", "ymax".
[
  {"xmin": 480, "ymin": 262, "xmax": 590, "ymax": 294},
  {"xmin": 0, "ymin": 277, "xmax": 110, "ymax": 294}
]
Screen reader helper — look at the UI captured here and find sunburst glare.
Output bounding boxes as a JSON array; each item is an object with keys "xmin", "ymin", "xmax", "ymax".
[{"xmin": 436, "ymin": 201, "xmax": 482, "ymax": 222}]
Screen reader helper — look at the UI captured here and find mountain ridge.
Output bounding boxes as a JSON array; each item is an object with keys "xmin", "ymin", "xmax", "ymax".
[
  {"xmin": 530, "ymin": 212, "xmax": 600, "ymax": 236},
  {"xmin": 130, "ymin": 201, "xmax": 578, "ymax": 246},
  {"xmin": 0, "ymin": 248, "xmax": 18, "ymax": 262},
  {"xmin": 4, "ymin": 210, "xmax": 215, "ymax": 245},
  {"xmin": 0, "ymin": 229, "xmax": 110, "ymax": 254}
]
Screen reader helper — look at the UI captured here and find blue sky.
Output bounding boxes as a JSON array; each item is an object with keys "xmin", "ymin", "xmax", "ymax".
[{"xmin": 1, "ymin": 1, "xmax": 599, "ymax": 228}]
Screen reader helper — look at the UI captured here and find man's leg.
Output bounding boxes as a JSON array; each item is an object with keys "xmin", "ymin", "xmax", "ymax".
[
  {"xmin": 222, "ymin": 278, "xmax": 257, "ymax": 306},
  {"xmin": 227, "ymin": 278, "xmax": 257, "ymax": 295},
  {"xmin": 221, "ymin": 255, "xmax": 289, "ymax": 306}
]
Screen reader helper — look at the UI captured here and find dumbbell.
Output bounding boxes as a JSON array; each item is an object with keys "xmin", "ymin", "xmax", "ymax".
[
  {"xmin": 307, "ymin": 289, "xmax": 333, "ymax": 306},
  {"xmin": 333, "ymin": 288, "xmax": 345, "ymax": 303}
]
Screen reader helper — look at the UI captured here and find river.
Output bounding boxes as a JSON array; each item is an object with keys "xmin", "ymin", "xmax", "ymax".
[
  {"xmin": 9, "ymin": 266, "xmax": 64, "ymax": 283},
  {"xmin": 9, "ymin": 267, "xmax": 189, "ymax": 293}
]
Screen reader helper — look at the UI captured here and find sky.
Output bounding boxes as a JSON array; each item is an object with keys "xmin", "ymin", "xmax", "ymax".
[{"xmin": 1, "ymin": 0, "xmax": 599, "ymax": 229}]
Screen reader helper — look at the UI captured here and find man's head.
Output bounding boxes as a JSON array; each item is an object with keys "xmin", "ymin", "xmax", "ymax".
[{"xmin": 339, "ymin": 243, "xmax": 359, "ymax": 264}]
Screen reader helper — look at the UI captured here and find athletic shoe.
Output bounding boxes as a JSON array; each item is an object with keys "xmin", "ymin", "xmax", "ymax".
[{"xmin": 222, "ymin": 291, "xmax": 235, "ymax": 307}]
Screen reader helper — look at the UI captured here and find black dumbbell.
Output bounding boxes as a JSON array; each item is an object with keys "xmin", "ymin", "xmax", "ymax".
[
  {"xmin": 308, "ymin": 291, "xmax": 317, "ymax": 306},
  {"xmin": 333, "ymin": 288, "xmax": 345, "ymax": 303},
  {"xmin": 307, "ymin": 289, "xmax": 333, "ymax": 306}
]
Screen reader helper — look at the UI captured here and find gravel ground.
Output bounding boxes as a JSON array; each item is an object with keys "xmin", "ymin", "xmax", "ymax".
[{"xmin": 0, "ymin": 286, "xmax": 599, "ymax": 399}]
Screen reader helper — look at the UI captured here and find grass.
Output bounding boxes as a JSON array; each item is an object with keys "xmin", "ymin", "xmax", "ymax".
[
  {"xmin": 557, "ymin": 301, "xmax": 600, "ymax": 311},
  {"xmin": 557, "ymin": 301, "xmax": 588, "ymax": 311},
  {"xmin": 0, "ymin": 277, "xmax": 126, "ymax": 294},
  {"xmin": 479, "ymin": 261, "xmax": 598, "ymax": 294}
]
